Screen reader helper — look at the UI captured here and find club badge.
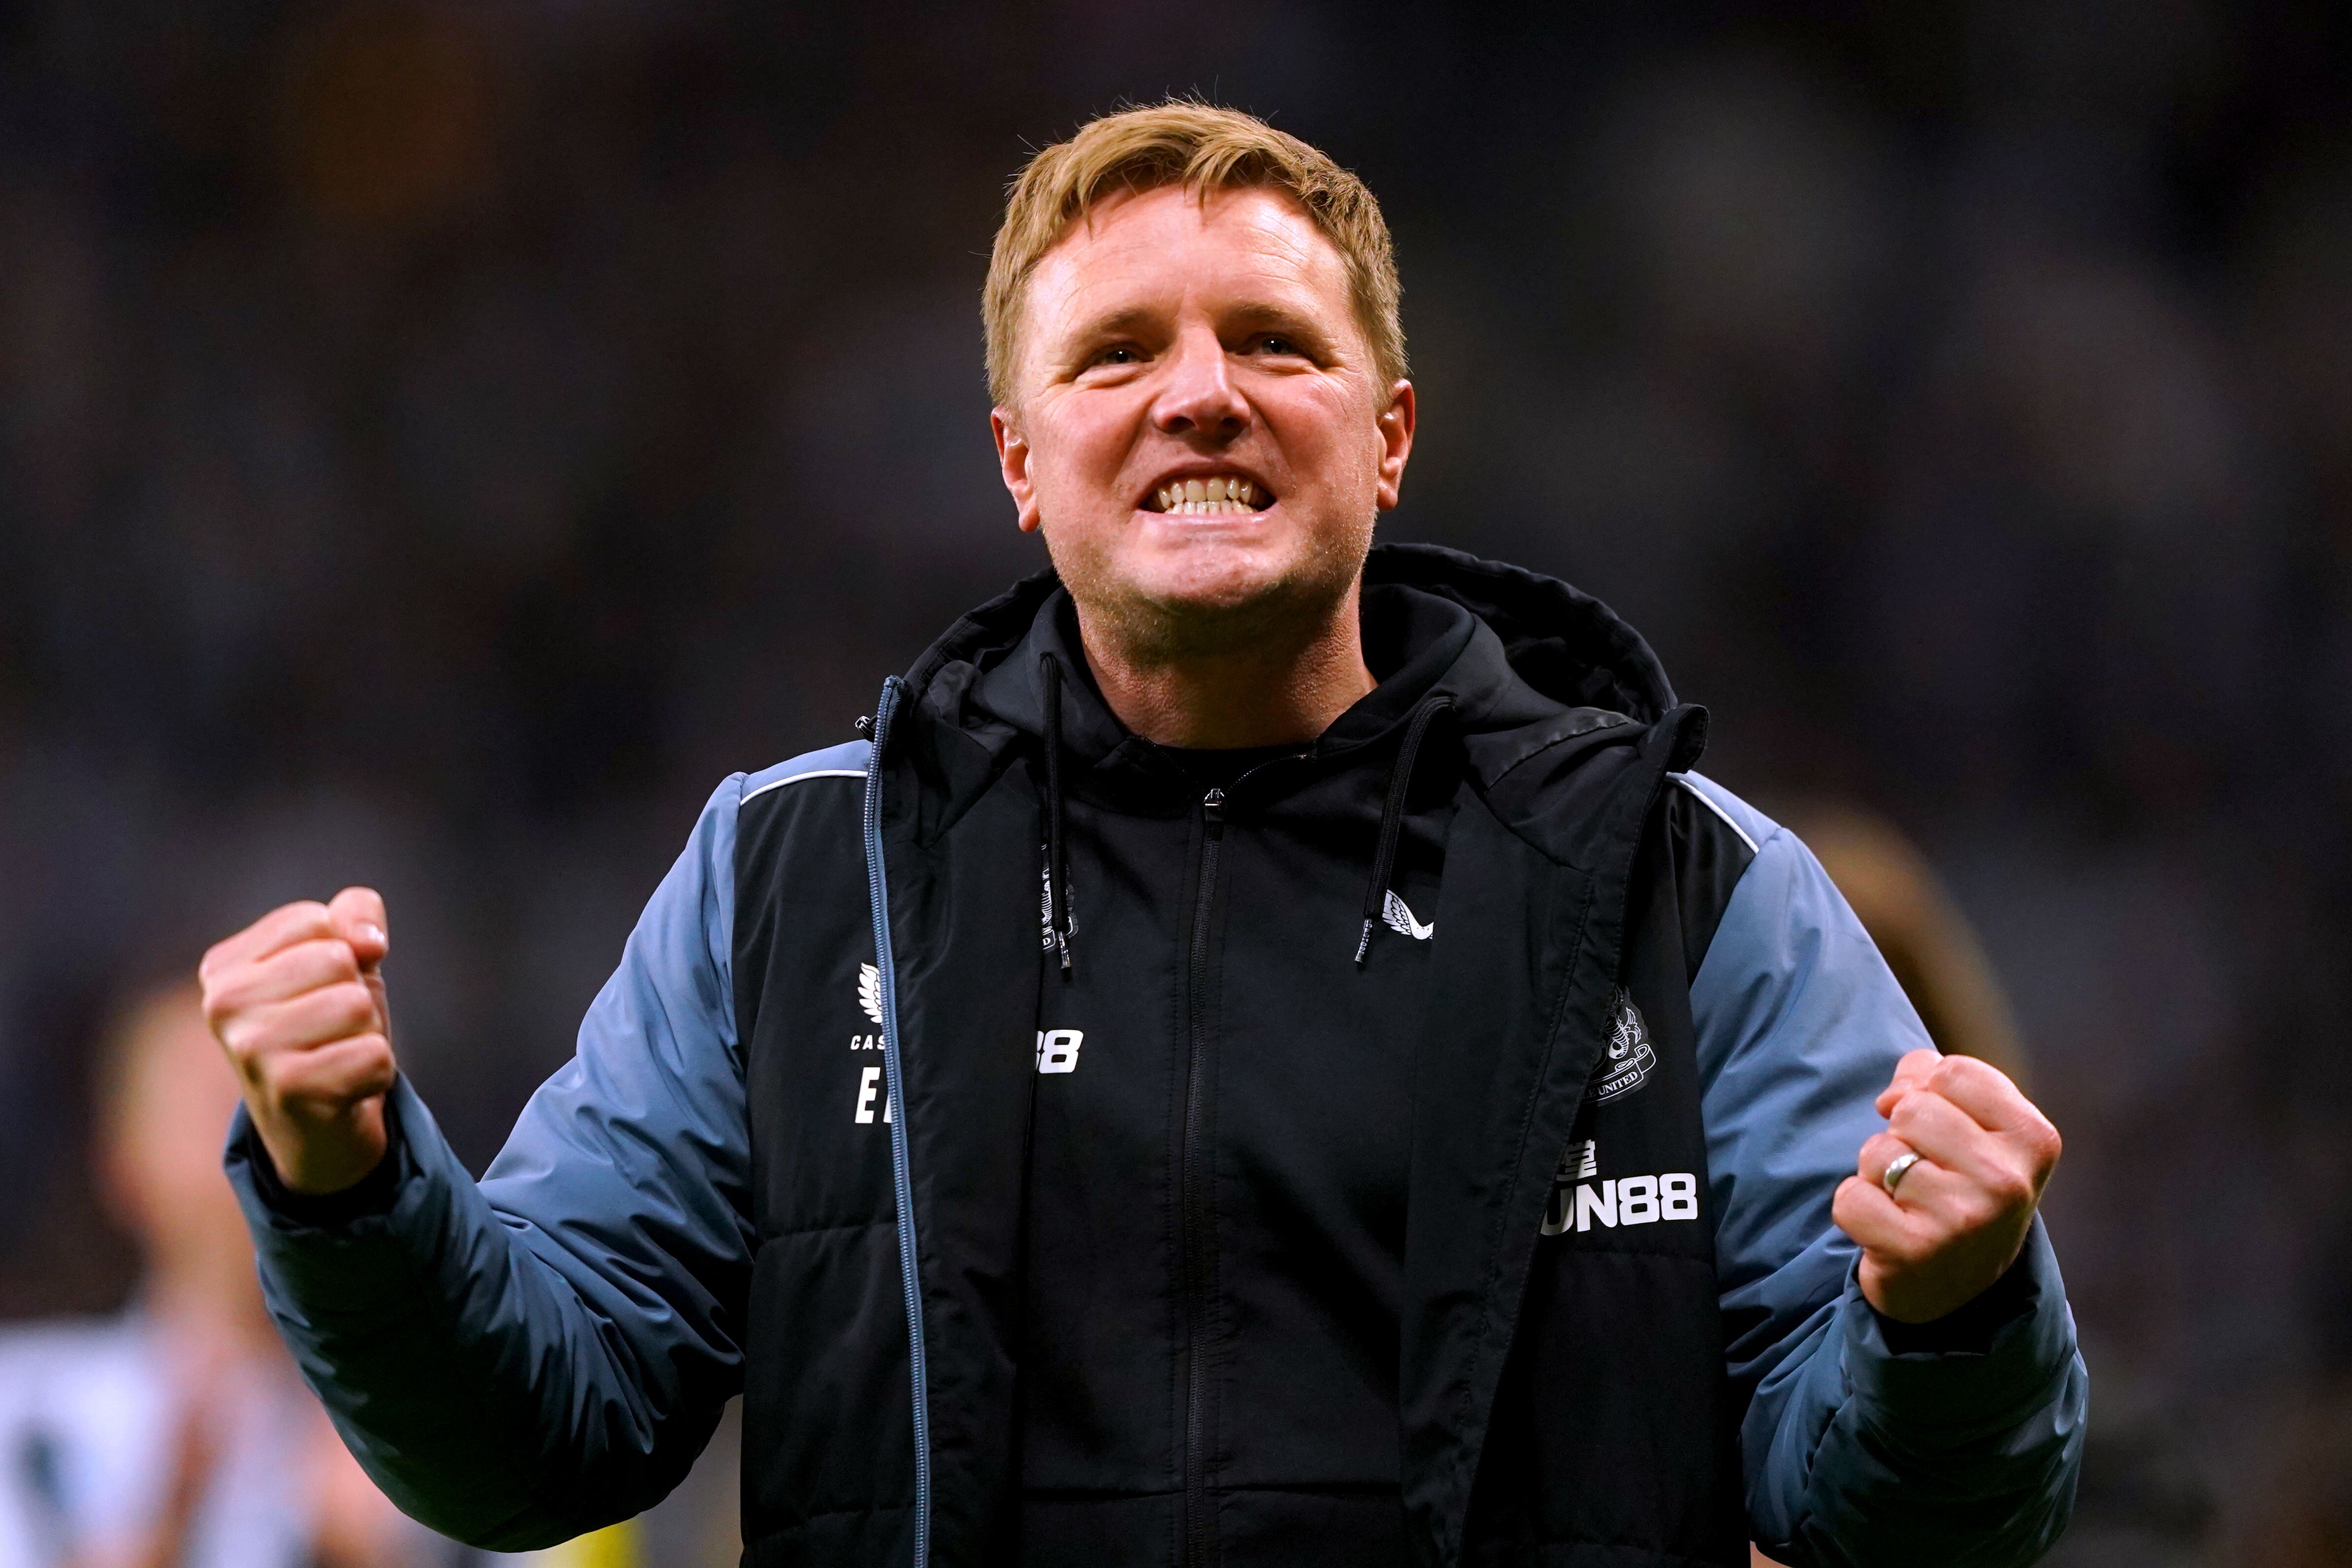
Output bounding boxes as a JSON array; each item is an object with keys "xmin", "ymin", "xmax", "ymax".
[{"xmin": 1589, "ymin": 987, "xmax": 1657, "ymax": 1104}]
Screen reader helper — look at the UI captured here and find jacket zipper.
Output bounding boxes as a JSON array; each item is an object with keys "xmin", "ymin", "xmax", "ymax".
[
  {"xmin": 1177, "ymin": 785, "xmax": 1225, "ymax": 1566},
  {"xmin": 861, "ymin": 677, "xmax": 932, "ymax": 1568}
]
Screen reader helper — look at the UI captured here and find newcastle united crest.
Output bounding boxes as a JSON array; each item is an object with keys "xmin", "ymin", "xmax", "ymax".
[{"xmin": 1589, "ymin": 987, "xmax": 1657, "ymax": 1104}]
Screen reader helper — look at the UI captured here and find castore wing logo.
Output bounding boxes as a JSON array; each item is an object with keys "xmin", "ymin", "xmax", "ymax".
[{"xmin": 1381, "ymin": 890, "xmax": 1435, "ymax": 941}]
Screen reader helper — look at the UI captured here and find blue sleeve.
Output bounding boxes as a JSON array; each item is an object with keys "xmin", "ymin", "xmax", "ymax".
[
  {"xmin": 1680, "ymin": 774, "xmax": 2087, "ymax": 1567},
  {"xmin": 224, "ymin": 773, "xmax": 755, "ymax": 1552}
]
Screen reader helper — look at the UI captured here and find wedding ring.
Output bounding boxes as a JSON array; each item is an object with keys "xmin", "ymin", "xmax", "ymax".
[{"xmin": 1880, "ymin": 1149, "xmax": 1922, "ymax": 1196}]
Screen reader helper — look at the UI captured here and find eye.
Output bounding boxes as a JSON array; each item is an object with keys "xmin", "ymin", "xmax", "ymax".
[
  {"xmin": 1251, "ymin": 334, "xmax": 1302, "ymax": 357},
  {"xmin": 1092, "ymin": 345, "xmax": 1143, "ymax": 366}
]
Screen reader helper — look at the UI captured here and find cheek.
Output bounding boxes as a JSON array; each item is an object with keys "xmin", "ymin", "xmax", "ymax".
[
  {"xmin": 1029, "ymin": 404, "xmax": 1138, "ymax": 509},
  {"xmin": 1264, "ymin": 384, "xmax": 1383, "ymax": 492}
]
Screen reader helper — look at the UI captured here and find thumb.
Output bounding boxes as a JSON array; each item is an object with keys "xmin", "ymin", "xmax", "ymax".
[{"xmin": 326, "ymin": 886, "xmax": 389, "ymax": 973}]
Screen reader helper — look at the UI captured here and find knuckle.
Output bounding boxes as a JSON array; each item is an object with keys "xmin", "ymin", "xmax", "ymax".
[
  {"xmin": 1937, "ymin": 1054, "xmax": 1992, "ymax": 1089},
  {"xmin": 326, "ymin": 981, "xmax": 376, "ymax": 1028},
  {"xmin": 1987, "ymin": 1171, "xmax": 2035, "ymax": 1212},
  {"xmin": 313, "ymin": 939, "xmax": 360, "ymax": 982},
  {"xmin": 1954, "ymin": 1193, "xmax": 2001, "ymax": 1233},
  {"xmin": 355, "ymin": 1037, "xmax": 398, "ymax": 1084},
  {"xmin": 201, "ymin": 966, "xmax": 251, "ymax": 1013},
  {"xmin": 220, "ymin": 1009, "xmax": 278, "ymax": 1059},
  {"xmin": 216, "ymin": 1014, "xmax": 254, "ymax": 1057},
  {"xmin": 258, "ymin": 1053, "xmax": 302, "ymax": 1104}
]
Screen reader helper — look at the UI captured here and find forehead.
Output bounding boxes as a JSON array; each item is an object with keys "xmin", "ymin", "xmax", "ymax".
[{"xmin": 1023, "ymin": 184, "xmax": 1353, "ymax": 341}]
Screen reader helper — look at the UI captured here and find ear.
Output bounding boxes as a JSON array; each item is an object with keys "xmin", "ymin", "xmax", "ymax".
[
  {"xmin": 1373, "ymin": 380, "xmax": 1416, "ymax": 512},
  {"xmin": 992, "ymin": 408, "xmax": 1045, "ymax": 533}
]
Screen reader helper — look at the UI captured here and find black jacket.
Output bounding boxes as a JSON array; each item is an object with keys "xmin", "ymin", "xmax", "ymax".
[
  {"xmin": 224, "ymin": 542, "xmax": 2086, "ymax": 1568},
  {"xmin": 735, "ymin": 544, "xmax": 1745, "ymax": 1565}
]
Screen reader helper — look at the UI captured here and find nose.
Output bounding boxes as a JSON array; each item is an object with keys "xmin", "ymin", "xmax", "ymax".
[{"xmin": 1151, "ymin": 326, "xmax": 1249, "ymax": 439}]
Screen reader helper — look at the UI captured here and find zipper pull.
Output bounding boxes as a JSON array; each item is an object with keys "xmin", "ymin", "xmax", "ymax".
[{"xmin": 1202, "ymin": 786, "xmax": 1225, "ymax": 827}]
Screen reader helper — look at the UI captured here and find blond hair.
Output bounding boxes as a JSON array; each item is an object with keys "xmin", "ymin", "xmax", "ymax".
[{"xmin": 983, "ymin": 100, "xmax": 1405, "ymax": 407}]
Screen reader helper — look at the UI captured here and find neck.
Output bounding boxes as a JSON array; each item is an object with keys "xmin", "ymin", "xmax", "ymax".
[{"xmin": 1073, "ymin": 580, "xmax": 1377, "ymax": 749}]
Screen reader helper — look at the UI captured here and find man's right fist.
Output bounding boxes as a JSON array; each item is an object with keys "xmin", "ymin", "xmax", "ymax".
[{"xmin": 199, "ymin": 886, "xmax": 397, "ymax": 1195}]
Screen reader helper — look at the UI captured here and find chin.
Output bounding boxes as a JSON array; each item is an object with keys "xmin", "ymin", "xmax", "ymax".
[
  {"xmin": 1131, "ymin": 551, "xmax": 1360, "ymax": 650},
  {"xmin": 1046, "ymin": 505, "xmax": 1369, "ymax": 649},
  {"xmin": 1133, "ymin": 536, "xmax": 1306, "ymax": 610}
]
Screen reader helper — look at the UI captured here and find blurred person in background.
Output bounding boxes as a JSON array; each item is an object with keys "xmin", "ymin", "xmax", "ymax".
[
  {"xmin": 1781, "ymin": 803, "xmax": 2027, "ymax": 1082},
  {"xmin": 196, "ymin": 103, "xmax": 2083, "ymax": 1567},
  {"xmin": 0, "ymin": 980, "xmax": 436, "ymax": 1568}
]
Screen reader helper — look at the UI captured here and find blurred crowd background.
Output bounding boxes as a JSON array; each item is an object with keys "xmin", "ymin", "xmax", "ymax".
[{"xmin": 3, "ymin": 0, "xmax": 2350, "ymax": 1563}]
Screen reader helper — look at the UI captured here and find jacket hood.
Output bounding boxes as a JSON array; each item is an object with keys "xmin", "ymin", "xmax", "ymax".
[{"xmin": 905, "ymin": 542, "xmax": 1684, "ymax": 778}]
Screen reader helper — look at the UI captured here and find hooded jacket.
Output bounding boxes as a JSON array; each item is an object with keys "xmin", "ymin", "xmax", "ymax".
[{"xmin": 227, "ymin": 545, "xmax": 2086, "ymax": 1568}]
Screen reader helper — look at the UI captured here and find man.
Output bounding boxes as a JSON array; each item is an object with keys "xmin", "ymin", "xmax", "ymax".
[
  {"xmin": 0, "ymin": 980, "xmax": 437, "ymax": 1568},
  {"xmin": 200, "ymin": 103, "xmax": 2085, "ymax": 1567}
]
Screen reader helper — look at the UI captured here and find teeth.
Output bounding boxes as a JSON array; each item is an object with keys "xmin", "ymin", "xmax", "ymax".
[{"xmin": 1145, "ymin": 478, "xmax": 1268, "ymax": 513}]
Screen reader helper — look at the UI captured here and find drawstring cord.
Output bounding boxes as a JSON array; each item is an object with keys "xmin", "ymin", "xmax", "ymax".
[
  {"xmin": 1355, "ymin": 693, "xmax": 1453, "ymax": 965},
  {"xmin": 1040, "ymin": 653, "xmax": 1074, "ymax": 976},
  {"xmin": 1038, "ymin": 648, "xmax": 1442, "ymax": 972}
]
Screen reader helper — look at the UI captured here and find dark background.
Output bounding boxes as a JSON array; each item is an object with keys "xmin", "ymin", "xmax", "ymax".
[{"xmin": 3, "ymin": 2, "xmax": 2349, "ymax": 1560}]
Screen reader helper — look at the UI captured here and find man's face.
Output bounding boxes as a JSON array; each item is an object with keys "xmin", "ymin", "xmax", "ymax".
[
  {"xmin": 993, "ymin": 184, "xmax": 1413, "ymax": 655},
  {"xmin": 98, "ymin": 995, "xmax": 261, "ymax": 1311}
]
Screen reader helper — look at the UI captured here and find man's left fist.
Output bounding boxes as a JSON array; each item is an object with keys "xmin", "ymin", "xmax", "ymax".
[{"xmin": 1832, "ymin": 1049, "xmax": 2063, "ymax": 1325}]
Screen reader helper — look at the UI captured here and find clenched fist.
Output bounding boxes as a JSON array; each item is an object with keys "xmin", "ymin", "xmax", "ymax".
[
  {"xmin": 1832, "ymin": 1049, "xmax": 2062, "ymax": 1325},
  {"xmin": 198, "ymin": 887, "xmax": 397, "ymax": 1195}
]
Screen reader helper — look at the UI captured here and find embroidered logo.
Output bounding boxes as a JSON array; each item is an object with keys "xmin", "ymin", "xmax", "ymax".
[
  {"xmin": 1381, "ymin": 890, "xmax": 1435, "ymax": 941},
  {"xmin": 1588, "ymin": 987, "xmax": 1657, "ymax": 1104},
  {"xmin": 851, "ymin": 963, "xmax": 890, "ymax": 1122}
]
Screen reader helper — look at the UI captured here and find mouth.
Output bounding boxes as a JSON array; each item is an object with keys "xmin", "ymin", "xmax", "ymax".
[{"xmin": 1140, "ymin": 472, "xmax": 1276, "ymax": 517}]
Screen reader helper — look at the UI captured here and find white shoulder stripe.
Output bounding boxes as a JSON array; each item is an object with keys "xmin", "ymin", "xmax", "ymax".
[
  {"xmin": 740, "ymin": 768, "xmax": 865, "ymax": 804},
  {"xmin": 1670, "ymin": 773, "xmax": 1761, "ymax": 855}
]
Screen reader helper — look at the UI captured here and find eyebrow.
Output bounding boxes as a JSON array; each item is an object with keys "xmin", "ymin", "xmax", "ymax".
[
  {"xmin": 1059, "ymin": 299, "xmax": 1335, "ymax": 358},
  {"xmin": 1058, "ymin": 305, "xmax": 1160, "ymax": 355},
  {"xmin": 1224, "ymin": 301, "xmax": 1330, "ymax": 340}
]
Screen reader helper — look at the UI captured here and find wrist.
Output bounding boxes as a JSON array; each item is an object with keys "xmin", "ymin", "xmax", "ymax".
[
  {"xmin": 239, "ymin": 1090, "xmax": 406, "ymax": 1228},
  {"xmin": 258, "ymin": 1098, "xmax": 389, "ymax": 1196},
  {"xmin": 1873, "ymin": 1244, "xmax": 2039, "ymax": 1355}
]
